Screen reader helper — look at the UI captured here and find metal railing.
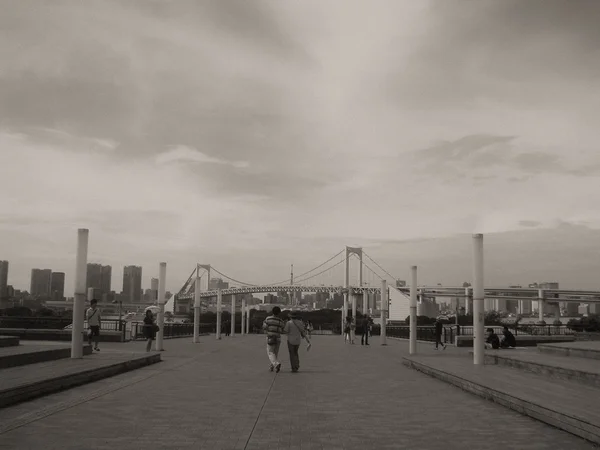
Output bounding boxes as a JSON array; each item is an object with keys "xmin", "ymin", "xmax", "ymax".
[
  {"xmin": 386, "ymin": 326, "xmax": 454, "ymax": 344},
  {"xmin": 395, "ymin": 286, "xmax": 600, "ymax": 303},
  {"xmin": 130, "ymin": 322, "xmax": 213, "ymax": 340},
  {"xmin": 0, "ymin": 316, "xmax": 74, "ymax": 329},
  {"xmin": 385, "ymin": 324, "xmax": 576, "ymax": 344},
  {"xmin": 457, "ymin": 324, "xmax": 575, "ymax": 336}
]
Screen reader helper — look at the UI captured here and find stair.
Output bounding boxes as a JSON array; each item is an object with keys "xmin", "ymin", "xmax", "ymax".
[
  {"xmin": 0, "ymin": 336, "xmax": 19, "ymax": 348},
  {"xmin": 0, "ymin": 343, "xmax": 93, "ymax": 369},
  {"xmin": 403, "ymin": 341, "xmax": 600, "ymax": 445}
]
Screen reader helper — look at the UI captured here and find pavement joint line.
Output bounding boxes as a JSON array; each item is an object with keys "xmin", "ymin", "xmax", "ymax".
[
  {"xmin": 243, "ymin": 369, "xmax": 278, "ymax": 450},
  {"xmin": 0, "ymin": 353, "xmax": 200, "ymax": 435}
]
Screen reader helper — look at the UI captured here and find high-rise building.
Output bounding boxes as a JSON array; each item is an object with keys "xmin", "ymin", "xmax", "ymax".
[
  {"xmin": 123, "ymin": 265, "xmax": 143, "ymax": 302},
  {"xmin": 150, "ymin": 277, "xmax": 159, "ymax": 302},
  {"xmin": 208, "ymin": 278, "xmax": 229, "ymax": 290},
  {"xmin": 50, "ymin": 272, "xmax": 65, "ymax": 301},
  {"xmin": 0, "ymin": 260, "xmax": 8, "ymax": 299},
  {"xmin": 100, "ymin": 265, "xmax": 112, "ymax": 296},
  {"xmin": 87, "ymin": 263, "xmax": 112, "ymax": 298},
  {"xmin": 30, "ymin": 268, "xmax": 52, "ymax": 297}
]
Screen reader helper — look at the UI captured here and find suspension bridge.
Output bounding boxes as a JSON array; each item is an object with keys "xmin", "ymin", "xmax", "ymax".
[{"xmin": 175, "ymin": 246, "xmax": 400, "ymax": 299}]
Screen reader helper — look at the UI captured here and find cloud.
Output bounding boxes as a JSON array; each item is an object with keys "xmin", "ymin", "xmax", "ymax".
[
  {"xmin": 518, "ymin": 220, "xmax": 542, "ymax": 228},
  {"xmin": 412, "ymin": 134, "xmax": 600, "ymax": 181},
  {"xmin": 1, "ymin": 1, "xmax": 600, "ymax": 295},
  {"xmin": 156, "ymin": 145, "xmax": 249, "ymax": 168}
]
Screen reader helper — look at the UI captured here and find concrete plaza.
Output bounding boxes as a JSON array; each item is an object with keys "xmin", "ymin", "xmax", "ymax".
[{"xmin": 0, "ymin": 336, "xmax": 595, "ymax": 450}]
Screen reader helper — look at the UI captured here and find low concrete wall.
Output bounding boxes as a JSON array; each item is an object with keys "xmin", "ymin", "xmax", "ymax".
[
  {"xmin": 456, "ymin": 335, "xmax": 575, "ymax": 347},
  {"xmin": 0, "ymin": 328, "xmax": 124, "ymax": 342},
  {"xmin": 0, "ymin": 336, "xmax": 19, "ymax": 347}
]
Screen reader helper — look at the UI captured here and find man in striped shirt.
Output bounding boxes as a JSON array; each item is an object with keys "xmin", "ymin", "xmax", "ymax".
[{"xmin": 263, "ymin": 306, "xmax": 286, "ymax": 373}]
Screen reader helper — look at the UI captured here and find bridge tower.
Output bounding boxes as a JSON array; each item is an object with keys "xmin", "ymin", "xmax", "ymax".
[{"xmin": 344, "ymin": 246, "xmax": 363, "ymax": 330}]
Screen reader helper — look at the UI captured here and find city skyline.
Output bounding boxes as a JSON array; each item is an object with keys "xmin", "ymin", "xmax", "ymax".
[{"xmin": 1, "ymin": 2, "xmax": 599, "ymax": 295}]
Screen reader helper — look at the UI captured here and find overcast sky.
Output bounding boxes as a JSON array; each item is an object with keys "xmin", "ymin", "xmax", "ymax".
[{"xmin": 1, "ymin": 1, "xmax": 600, "ymax": 295}]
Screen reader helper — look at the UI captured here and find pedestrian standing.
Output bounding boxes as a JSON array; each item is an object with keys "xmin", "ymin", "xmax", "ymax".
[
  {"xmin": 262, "ymin": 307, "xmax": 286, "ymax": 372},
  {"xmin": 361, "ymin": 315, "xmax": 371, "ymax": 345},
  {"xmin": 284, "ymin": 312, "xmax": 311, "ymax": 373},
  {"xmin": 86, "ymin": 299, "xmax": 101, "ymax": 351}
]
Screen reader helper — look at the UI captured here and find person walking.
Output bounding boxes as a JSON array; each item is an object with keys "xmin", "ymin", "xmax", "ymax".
[
  {"xmin": 262, "ymin": 307, "xmax": 286, "ymax": 373},
  {"xmin": 142, "ymin": 309, "xmax": 158, "ymax": 352},
  {"xmin": 434, "ymin": 318, "xmax": 447, "ymax": 350},
  {"xmin": 284, "ymin": 311, "xmax": 311, "ymax": 373},
  {"xmin": 86, "ymin": 299, "xmax": 101, "ymax": 351}
]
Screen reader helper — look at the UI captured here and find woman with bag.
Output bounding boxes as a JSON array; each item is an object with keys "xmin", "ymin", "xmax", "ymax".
[{"xmin": 143, "ymin": 310, "xmax": 158, "ymax": 352}]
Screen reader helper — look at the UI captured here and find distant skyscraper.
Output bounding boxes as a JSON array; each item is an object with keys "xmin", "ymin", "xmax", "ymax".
[
  {"xmin": 150, "ymin": 277, "xmax": 159, "ymax": 301},
  {"xmin": 123, "ymin": 265, "xmax": 143, "ymax": 302},
  {"xmin": 209, "ymin": 278, "xmax": 229, "ymax": 290},
  {"xmin": 30, "ymin": 269, "xmax": 52, "ymax": 297},
  {"xmin": 50, "ymin": 272, "xmax": 65, "ymax": 300},
  {"xmin": 100, "ymin": 265, "xmax": 112, "ymax": 296},
  {"xmin": 0, "ymin": 260, "xmax": 8, "ymax": 299},
  {"xmin": 87, "ymin": 263, "xmax": 112, "ymax": 298}
]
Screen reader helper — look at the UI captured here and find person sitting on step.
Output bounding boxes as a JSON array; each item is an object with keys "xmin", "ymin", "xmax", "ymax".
[
  {"xmin": 485, "ymin": 328, "xmax": 500, "ymax": 349},
  {"xmin": 500, "ymin": 326, "xmax": 517, "ymax": 348}
]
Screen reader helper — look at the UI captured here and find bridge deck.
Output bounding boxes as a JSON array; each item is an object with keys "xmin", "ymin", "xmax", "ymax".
[{"xmin": 0, "ymin": 337, "xmax": 593, "ymax": 450}]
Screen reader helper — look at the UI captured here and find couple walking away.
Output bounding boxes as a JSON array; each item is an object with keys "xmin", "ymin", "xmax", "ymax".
[{"xmin": 263, "ymin": 307, "xmax": 311, "ymax": 373}]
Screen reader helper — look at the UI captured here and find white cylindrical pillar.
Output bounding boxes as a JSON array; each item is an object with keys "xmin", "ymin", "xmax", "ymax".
[
  {"xmin": 241, "ymin": 298, "xmax": 246, "ymax": 334},
  {"xmin": 71, "ymin": 229, "xmax": 89, "ymax": 359},
  {"xmin": 380, "ymin": 279, "xmax": 387, "ymax": 345},
  {"xmin": 193, "ymin": 270, "xmax": 201, "ymax": 343},
  {"xmin": 246, "ymin": 304, "xmax": 250, "ymax": 334},
  {"xmin": 351, "ymin": 294, "xmax": 357, "ymax": 342},
  {"xmin": 465, "ymin": 287, "xmax": 472, "ymax": 315},
  {"xmin": 343, "ymin": 293, "xmax": 348, "ymax": 337},
  {"xmin": 409, "ymin": 265, "xmax": 417, "ymax": 355},
  {"xmin": 362, "ymin": 293, "xmax": 367, "ymax": 315},
  {"xmin": 472, "ymin": 234, "xmax": 484, "ymax": 365},
  {"xmin": 231, "ymin": 295, "xmax": 236, "ymax": 336},
  {"xmin": 216, "ymin": 288, "xmax": 222, "ymax": 340},
  {"xmin": 155, "ymin": 262, "xmax": 166, "ymax": 351},
  {"xmin": 538, "ymin": 289, "xmax": 545, "ymax": 322}
]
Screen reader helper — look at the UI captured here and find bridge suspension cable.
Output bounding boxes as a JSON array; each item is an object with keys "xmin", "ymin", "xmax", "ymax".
[
  {"xmin": 176, "ymin": 266, "xmax": 200, "ymax": 295},
  {"xmin": 263, "ymin": 249, "xmax": 346, "ymax": 286},
  {"xmin": 361, "ymin": 258, "xmax": 385, "ymax": 281},
  {"xmin": 210, "ymin": 266, "xmax": 258, "ymax": 287},
  {"xmin": 293, "ymin": 257, "xmax": 345, "ymax": 284},
  {"xmin": 362, "ymin": 251, "xmax": 400, "ymax": 282}
]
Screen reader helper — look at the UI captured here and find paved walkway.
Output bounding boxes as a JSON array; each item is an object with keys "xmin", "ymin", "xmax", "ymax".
[{"xmin": 0, "ymin": 336, "xmax": 595, "ymax": 450}]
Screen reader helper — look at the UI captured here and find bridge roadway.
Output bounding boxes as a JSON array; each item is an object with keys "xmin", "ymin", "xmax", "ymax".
[{"xmin": 0, "ymin": 337, "xmax": 594, "ymax": 450}]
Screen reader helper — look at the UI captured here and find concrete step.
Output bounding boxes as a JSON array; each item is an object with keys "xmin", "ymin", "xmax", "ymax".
[
  {"xmin": 0, "ymin": 351, "xmax": 161, "ymax": 408},
  {"xmin": 538, "ymin": 342, "xmax": 600, "ymax": 361},
  {"xmin": 0, "ymin": 328, "xmax": 124, "ymax": 342},
  {"xmin": 0, "ymin": 336, "xmax": 19, "ymax": 348},
  {"xmin": 480, "ymin": 350, "xmax": 600, "ymax": 388},
  {"xmin": 0, "ymin": 344, "xmax": 93, "ymax": 369},
  {"xmin": 403, "ymin": 354, "xmax": 600, "ymax": 445}
]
